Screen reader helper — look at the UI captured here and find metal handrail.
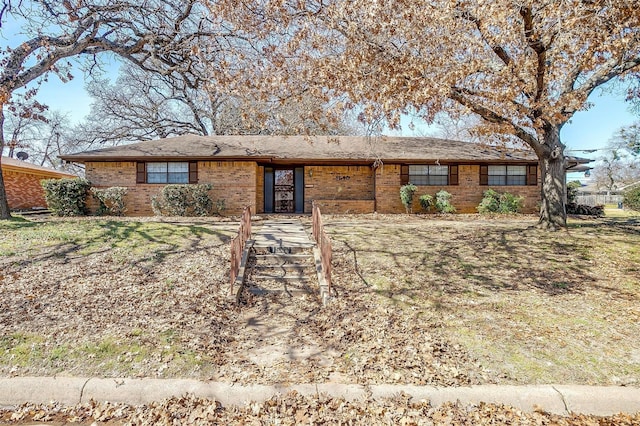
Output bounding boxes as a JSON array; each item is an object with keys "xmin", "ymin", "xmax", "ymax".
[
  {"xmin": 312, "ymin": 201, "xmax": 332, "ymax": 297},
  {"xmin": 230, "ymin": 205, "xmax": 251, "ymax": 295}
]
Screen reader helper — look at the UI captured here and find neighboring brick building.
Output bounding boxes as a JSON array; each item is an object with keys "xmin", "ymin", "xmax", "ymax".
[
  {"xmin": 2, "ymin": 157, "xmax": 76, "ymax": 210},
  {"xmin": 61, "ymin": 135, "xmax": 545, "ymax": 216}
]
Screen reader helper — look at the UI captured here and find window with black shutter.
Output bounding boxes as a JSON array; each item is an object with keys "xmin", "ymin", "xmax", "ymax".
[{"xmin": 136, "ymin": 162, "xmax": 191, "ymax": 184}]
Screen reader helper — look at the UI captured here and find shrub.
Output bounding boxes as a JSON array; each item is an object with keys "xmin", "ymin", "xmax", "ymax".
[
  {"xmin": 41, "ymin": 177, "xmax": 91, "ymax": 216},
  {"xmin": 434, "ymin": 190, "xmax": 456, "ymax": 213},
  {"xmin": 400, "ymin": 183, "xmax": 417, "ymax": 213},
  {"xmin": 623, "ymin": 185, "xmax": 640, "ymax": 212},
  {"xmin": 567, "ymin": 180, "xmax": 582, "ymax": 205},
  {"xmin": 215, "ymin": 199, "xmax": 226, "ymax": 215},
  {"xmin": 151, "ymin": 184, "xmax": 213, "ymax": 216},
  {"xmin": 190, "ymin": 184, "xmax": 214, "ymax": 216},
  {"xmin": 477, "ymin": 189, "xmax": 500, "ymax": 213},
  {"xmin": 419, "ymin": 194, "xmax": 433, "ymax": 212},
  {"xmin": 498, "ymin": 192, "xmax": 524, "ymax": 213},
  {"xmin": 477, "ymin": 189, "xmax": 523, "ymax": 214},
  {"xmin": 91, "ymin": 187, "xmax": 128, "ymax": 216}
]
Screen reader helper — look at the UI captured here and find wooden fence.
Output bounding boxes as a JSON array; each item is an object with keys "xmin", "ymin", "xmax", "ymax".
[
  {"xmin": 312, "ymin": 201, "xmax": 332, "ymax": 298},
  {"xmin": 230, "ymin": 206, "xmax": 252, "ymax": 295}
]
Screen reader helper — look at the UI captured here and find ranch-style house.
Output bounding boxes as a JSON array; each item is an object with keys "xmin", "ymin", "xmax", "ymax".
[{"xmin": 60, "ymin": 135, "xmax": 582, "ymax": 216}]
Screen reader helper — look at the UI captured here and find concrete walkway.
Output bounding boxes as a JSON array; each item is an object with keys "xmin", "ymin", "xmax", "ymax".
[
  {"xmin": 1, "ymin": 377, "xmax": 639, "ymax": 416},
  {"xmin": 251, "ymin": 219, "xmax": 316, "ymax": 251}
]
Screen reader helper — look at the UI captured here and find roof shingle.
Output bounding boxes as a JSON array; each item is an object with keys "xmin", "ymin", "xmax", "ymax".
[{"xmin": 60, "ymin": 135, "xmax": 538, "ymax": 163}]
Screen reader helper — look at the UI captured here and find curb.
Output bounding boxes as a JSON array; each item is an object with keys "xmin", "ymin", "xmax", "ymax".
[{"xmin": 1, "ymin": 377, "xmax": 639, "ymax": 416}]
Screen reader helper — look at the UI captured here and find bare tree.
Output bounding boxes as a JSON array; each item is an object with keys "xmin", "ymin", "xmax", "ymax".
[
  {"xmin": 216, "ymin": 0, "xmax": 640, "ymax": 229},
  {"xmin": 591, "ymin": 123, "xmax": 640, "ymax": 191},
  {"xmin": 214, "ymin": 94, "xmax": 360, "ymax": 136},
  {"xmin": 0, "ymin": 0, "xmax": 219, "ymax": 219},
  {"xmin": 77, "ymin": 63, "xmax": 220, "ymax": 146},
  {"xmin": 1, "ymin": 104, "xmax": 76, "ymax": 169},
  {"xmin": 77, "ymin": 63, "xmax": 359, "ymax": 145}
]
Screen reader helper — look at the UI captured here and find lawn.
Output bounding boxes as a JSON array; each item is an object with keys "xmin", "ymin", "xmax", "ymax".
[
  {"xmin": 323, "ymin": 214, "xmax": 640, "ymax": 386},
  {"xmin": 0, "ymin": 213, "xmax": 639, "ymax": 388}
]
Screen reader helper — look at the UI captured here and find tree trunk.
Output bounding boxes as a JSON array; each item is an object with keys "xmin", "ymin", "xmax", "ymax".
[
  {"xmin": 537, "ymin": 124, "xmax": 566, "ymax": 230},
  {"xmin": 0, "ymin": 104, "xmax": 12, "ymax": 220}
]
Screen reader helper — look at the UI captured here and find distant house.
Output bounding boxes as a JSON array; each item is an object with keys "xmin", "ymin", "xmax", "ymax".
[
  {"xmin": 1, "ymin": 157, "xmax": 76, "ymax": 210},
  {"xmin": 61, "ymin": 135, "xmax": 544, "ymax": 216}
]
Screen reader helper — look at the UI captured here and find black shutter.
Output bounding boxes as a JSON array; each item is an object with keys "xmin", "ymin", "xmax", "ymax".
[
  {"xmin": 136, "ymin": 162, "xmax": 146, "ymax": 183},
  {"xmin": 479, "ymin": 165, "xmax": 488, "ymax": 186},
  {"xmin": 400, "ymin": 165, "xmax": 409, "ymax": 185},
  {"xmin": 449, "ymin": 165, "xmax": 459, "ymax": 186},
  {"xmin": 189, "ymin": 161, "xmax": 198, "ymax": 184},
  {"xmin": 527, "ymin": 164, "xmax": 538, "ymax": 186}
]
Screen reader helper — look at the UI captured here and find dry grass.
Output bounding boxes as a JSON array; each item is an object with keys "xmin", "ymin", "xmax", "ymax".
[
  {"xmin": 0, "ymin": 213, "xmax": 639, "ymax": 388},
  {"xmin": 324, "ymin": 213, "xmax": 640, "ymax": 386}
]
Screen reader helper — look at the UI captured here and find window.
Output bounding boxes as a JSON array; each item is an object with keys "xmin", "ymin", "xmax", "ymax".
[
  {"xmin": 481, "ymin": 165, "xmax": 528, "ymax": 185},
  {"xmin": 136, "ymin": 161, "xmax": 197, "ymax": 184},
  {"xmin": 409, "ymin": 165, "xmax": 449, "ymax": 185},
  {"xmin": 401, "ymin": 164, "xmax": 458, "ymax": 186}
]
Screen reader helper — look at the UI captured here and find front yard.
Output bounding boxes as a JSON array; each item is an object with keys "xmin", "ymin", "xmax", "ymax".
[{"xmin": 0, "ymin": 214, "xmax": 639, "ymax": 387}]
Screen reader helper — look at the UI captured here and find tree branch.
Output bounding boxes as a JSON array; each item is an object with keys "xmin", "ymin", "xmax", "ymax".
[{"xmin": 450, "ymin": 87, "xmax": 541, "ymax": 153}]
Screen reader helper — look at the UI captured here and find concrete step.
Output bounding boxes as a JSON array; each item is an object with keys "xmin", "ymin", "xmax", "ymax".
[
  {"xmin": 251, "ymin": 252, "xmax": 313, "ymax": 262},
  {"xmin": 253, "ymin": 264, "xmax": 314, "ymax": 272},
  {"xmin": 248, "ymin": 287, "xmax": 314, "ymax": 296},
  {"xmin": 253, "ymin": 257, "xmax": 314, "ymax": 268},
  {"xmin": 252, "ymin": 243, "xmax": 315, "ymax": 254},
  {"xmin": 252, "ymin": 273, "xmax": 313, "ymax": 281}
]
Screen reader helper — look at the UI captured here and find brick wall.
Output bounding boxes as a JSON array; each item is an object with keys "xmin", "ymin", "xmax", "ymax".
[
  {"xmin": 256, "ymin": 166, "xmax": 265, "ymax": 214},
  {"xmin": 3, "ymin": 169, "xmax": 51, "ymax": 209},
  {"xmin": 313, "ymin": 199, "xmax": 375, "ymax": 214},
  {"xmin": 198, "ymin": 161, "xmax": 257, "ymax": 215},
  {"xmin": 86, "ymin": 161, "xmax": 257, "ymax": 216},
  {"xmin": 85, "ymin": 160, "xmax": 540, "ymax": 216},
  {"xmin": 86, "ymin": 161, "xmax": 145, "ymax": 214},
  {"xmin": 375, "ymin": 163, "xmax": 540, "ymax": 214},
  {"xmin": 304, "ymin": 165, "xmax": 374, "ymax": 213}
]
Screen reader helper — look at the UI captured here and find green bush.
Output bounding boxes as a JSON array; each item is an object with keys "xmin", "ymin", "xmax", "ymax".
[
  {"xmin": 477, "ymin": 189, "xmax": 500, "ymax": 213},
  {"xmin": 41, "ymin": 178, "xmax": 91, "ymax": 216},
  {"xmin": 215, "ymin": 199, "xmax": 226, "ymax": 215},
  {"xmin": 567, "ymin": 181, "xmax": 582, "ymax": 205},
  {"xmin": 419, "ymin": 194, "xmax": 433, "ymax": 212},
  {"xmin": 151, "ymin": 184, "xmax": 213, "ymax": 216},
  {"xmin": 91, "ymin": 187, "xmax": 128, "ymax": 216},
  {"xmin": 477, "ymin": 189, "xmax": 523, "ymax": 214},
  {"xmin": 435, "ymin": 190, "xmax": 456, "ymax": 213},
  {"xmin": 623, "ymin": 185, "xmax": 640, "ymax": 212},
  {"xmin": 400, "ymin": 183, "xmax": 417, "ymax": 213}
]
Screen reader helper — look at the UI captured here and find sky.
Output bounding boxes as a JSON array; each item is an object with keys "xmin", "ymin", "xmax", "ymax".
[
  {"xmin": 37, "ymin": 70, "xmax": 638, "ymax": 149},
  {"xmin": 30, "ymin": 71, "xmax": 639, "ymax": 183}
]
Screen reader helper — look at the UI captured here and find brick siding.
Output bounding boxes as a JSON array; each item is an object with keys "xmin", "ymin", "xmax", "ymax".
[
  {"xmin": 376, "ymin": 163, "xmax": 540, "ymax": 214},
  {"xmin": 86, "ymin": 160, "xmax": 257, "ymax": 216},
  {"xmin": 3, "ymin": 166, "xmax": 74, "ymax": 210},
  {"xmin": 304, "ymin": 165, "xmax": 374, "ymax": 213},
  {"xmin": 85, "ymin": 160, "xmax": 540, "ymax": 216}
]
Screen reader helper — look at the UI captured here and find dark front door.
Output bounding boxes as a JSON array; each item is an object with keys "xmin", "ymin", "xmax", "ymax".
[
  {"xmin": 264, "ymin": 167, "xmax": 304, "ymax": 213},
  {"xmin": 275, "ymin": 169, "xmax": 295, "ymax": 213}
]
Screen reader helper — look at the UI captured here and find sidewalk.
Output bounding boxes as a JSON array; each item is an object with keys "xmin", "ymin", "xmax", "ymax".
[{"xmin": 1, "ymin": 377, "xmax": 639, "ymax": 416}]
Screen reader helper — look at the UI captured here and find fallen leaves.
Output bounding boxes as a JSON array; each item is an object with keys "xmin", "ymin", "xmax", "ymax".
[{"xmin": 2, "ymin": 393, "xmax": 640, "ymax": 425}]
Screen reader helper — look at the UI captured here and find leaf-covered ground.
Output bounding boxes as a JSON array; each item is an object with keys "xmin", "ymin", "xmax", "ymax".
[
  {"xmin": 0, "ymin": 213, "xmax": 639, "ymax": 389},
  {"xmin": 2, "ymin": 392, "xmax": 640, "ymax": 425}
]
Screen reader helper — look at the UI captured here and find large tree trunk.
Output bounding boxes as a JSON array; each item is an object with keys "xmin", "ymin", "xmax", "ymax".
[
  {"xmin": 0, "ymin": 104, "xmax": 12, "ymax": 220},
  {"xmin": 0, "ymin": 160, "xmax": 11, "ymax": 220},
  {"xmin": 537, "ymin": 124, "xmax": 566, "ymax": 230}
]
